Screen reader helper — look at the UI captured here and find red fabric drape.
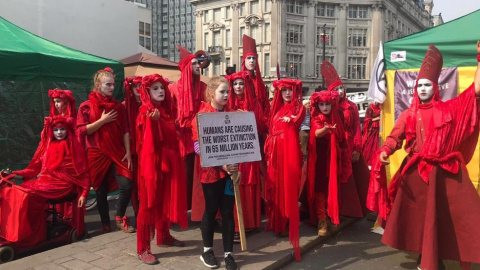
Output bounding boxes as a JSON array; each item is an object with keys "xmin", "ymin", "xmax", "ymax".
[
  {"xmin": 362, "ymin": 103, "xmax": 381, "ymax": 165},
  {"xmin": 242, "ymin": 55, "xmax": 270, "ymax": 121}
]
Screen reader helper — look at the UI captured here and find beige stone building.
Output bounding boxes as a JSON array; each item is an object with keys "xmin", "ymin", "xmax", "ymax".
[{"xmin": 190, "ymin": 0, "xmax": 433, "ymax": 95}]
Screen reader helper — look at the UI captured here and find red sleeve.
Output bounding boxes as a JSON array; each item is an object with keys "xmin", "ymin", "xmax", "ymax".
[
  {"xmin": 351, "ymin": 103, "xmax": 362, "ymax": 152},
  {"xmin": 191, "ymin": 115, "xmax": 199, "ymax": 142},
  {"xmin": 293, "ymin": 105, "xmax": 306, "ymax": 129},
  {"xmin": 382, "ymin": 110, "xmax": 408, "ymax": 155},
  {"xmin": 13, "ymin": 143, "xmax": 43, "ymax": 179}
]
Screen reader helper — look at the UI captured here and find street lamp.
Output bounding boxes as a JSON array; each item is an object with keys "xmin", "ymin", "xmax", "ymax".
[{"xmin": 320, "ymin": 24, "xmax": 329, "ymax": 89}]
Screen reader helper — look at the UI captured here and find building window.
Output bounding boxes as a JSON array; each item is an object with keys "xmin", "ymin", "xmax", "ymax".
[
  {"xmin": 225, "ymin": 6, "xmax": 231, "ymax": 19},
  {"xmin": 349, "ymin": 5, "xmax": 368, "ymax": 19},
  {"xmin": 287, "ymin": 24, "xmax": 303, "ymax": 44},
  {"xmin": 226, "ymin": 57, "xmax": 231, "ymax": 66},
  {"xmin": 139, "ymin": 22, "xmax": 145, "ymax": 35},
  {"xmin": 264, "ymin": 53, "xmax": 270, "ymax": 76},
  {"xmin": 226, "ymin": 29, "xmax": 231, "ymax": 48},
  {"xmin": 240, "ymin": 27, "xmax": 245, "ymax": 45},
  {"xmin": 145, "ymin": 23, "xmax": 151, "ymax": 36},
  {"xmin": 287, "ymin": 1, "xmax": 304, "ymax": 15},
  {"xmin": 316, "ymin": 3, "xmax": 335, "ymax": 17},
  {"xmin": 250, "ymin": 0, "xmax": 259, "ymax": 14},
  {"xmin": 213, "ymin": 31, "xmax": 221, "ymax": 46},
  {"xmin": 203, "ymin": 10, "xmax": 209, "ymax": 23},
  {"xmin": 204, "ymin": 32, "xmax": 209, "ymax": 48},
  {"xmin": 251, "ymin": 25, "xmax": 260, "ymax": 42},
  {"xmin": 316, "ymin": 26, "xmax": 334, "ymax": 46},
  {"xmin": 265, "ymin": 0, "xmax": 271, "ymax": 12},
  {"xmin": 139, "ymin": 36, "xmax": 144, "ymax": 46},
  {"xmin": 145, "ymin": 37, "xmax": 151, "ymax": 50},
  {"xmin": 213, "ymin": 8, "xmax": 221, "ymax": 21},
  {"xmin": 287, "ymin": 54, "xmax": 302, "ymax": 77},
  {"xmin": 213, "ymin": 59, "xmax": 221, "ymax": 75},
  {"xmin": 264, "ymin": 23, "xmax": 271, "ymax": 42},
  {"xmin": 348, "ymin": 28, "xmax": 367, "ymax": 47},
  {"xmin": 316, "ymin": 55, "xmax": 334, "ymax": 77},
  {"xmin": 239, "ymin": 3, "xmax": 246, "ymax": 16},
  {"xmin": 348, "ymin": 57, "xmax": 367, "ymax": 79}
]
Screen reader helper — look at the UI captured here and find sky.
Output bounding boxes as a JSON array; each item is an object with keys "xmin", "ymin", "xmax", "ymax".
[{"xmin": 432, "ymin": 0, "xmax": 480, "ymax": 22}]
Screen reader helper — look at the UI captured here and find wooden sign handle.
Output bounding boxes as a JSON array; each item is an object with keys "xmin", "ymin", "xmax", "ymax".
[{"xmin": 232, "ymin": 171, "xmax": 247, "ymax": 251}]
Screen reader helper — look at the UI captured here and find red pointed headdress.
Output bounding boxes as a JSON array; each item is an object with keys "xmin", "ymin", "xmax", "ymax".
[
  {"xmin": 242, "ymin": 34, "xmax": 258, "ymax": 58},
  {"xmin": 321, "ymin": 61, "xmax": 343, "ymax": 92},
  {"xmin": 417, "ymin": 45, "xmax": 443, "ymax": 85},
  {"xmin": 177, "ymin": 45, "xmax": 196, "ymax": 71}
]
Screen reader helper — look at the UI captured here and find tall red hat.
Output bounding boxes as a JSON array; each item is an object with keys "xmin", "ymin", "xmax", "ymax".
[
  {"xmin": 321, "ymin": 61, "xmax": 343, "ymax": 91},
  {"xmin": 177, "ymin": 45, "xmax": 196, "ymax": 71},
  {"xmin": 242, "ymin": 34, "xmax": 258, "ymax": 59},
  {"xmin": 417, "ymin": 45, "xmax": 443, "ymax": 84}
]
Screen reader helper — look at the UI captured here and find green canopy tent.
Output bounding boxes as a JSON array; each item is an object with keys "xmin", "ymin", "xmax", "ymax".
[{"xmin": 0, "ymin": 16, "xmax": 124, "ymax": 169}]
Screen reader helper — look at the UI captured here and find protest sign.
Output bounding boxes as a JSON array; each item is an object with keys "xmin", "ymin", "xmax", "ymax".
[{"xmin": 197, "ymin": 111, "xmax": 261, "ymax": 168}]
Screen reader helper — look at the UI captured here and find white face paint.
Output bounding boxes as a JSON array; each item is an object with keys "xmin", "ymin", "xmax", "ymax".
[
  {"xmin": 149, "ymin": 82, "xmax": 165, "ymax": 103},
  {"xmin": 282, "ymin": 88, "xmax": 293, "ymax": 103},
  {"xmin": 191, "ymin": 58, "xmax": 201, "ymax": 76},
  {"xmin": 417, "ymin": 78, "xmax": 434, "ymax": 102},
  {"xmin": 212, "ymin": 83, "xmax": 229, "ymax": 108},
  {"xmin": 98, "ymin": 76, "xmax": 115, "ymax": 97},
  {"xmin": 334, "ymin": 85, "xmax": 346, "ymax": 98},
  {"xmin": 132, "ymin": 84, "xmax": 140, "ymax": 97},
  {"xmin": 233, "ymin": 79, "xmax": 245, "ymax": 98},
  {"xmin": 245, "ymin": 55, "xmax": 257, "ymax": 71},
  {"xmin": 53, "ymin": 127, "xmax": 68, "ymax": 141},
  {"xmin": 318, "ymin": 102, "xmax": 332, "ymax": 115}
]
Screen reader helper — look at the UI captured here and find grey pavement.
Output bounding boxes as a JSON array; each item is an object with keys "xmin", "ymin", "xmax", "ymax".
[{"xmin": 0, "ymin": 211, "xmax": 358, "ymax": 270}]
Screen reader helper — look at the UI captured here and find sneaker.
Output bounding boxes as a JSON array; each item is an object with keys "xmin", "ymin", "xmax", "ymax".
[
  {"xmin": 138, "ymin": 250, "xmax": 159, "ymax": 265},
  {"xmin": 159, "ymin": 234, "xmax": 185, "ymax": 247},
  {"xmin": 317, "ymin": 219, "xmax": 328, "ymax": 236},
  {"xmin": 200, "ymin": 249, "xmax": 219, "ymax": 269},
  {"xmin": 115, "ymin": 216, "xmax": 136, "ymax": 233},
  {"xmin": 224, "ymin": 254, "xmax": 238, "ymax": 270},
  {"xmin": 233, "ymin": 232, "xmax": 240, "ymax": 243}
]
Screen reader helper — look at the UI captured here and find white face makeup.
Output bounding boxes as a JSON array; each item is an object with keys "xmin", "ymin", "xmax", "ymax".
[
  {"xmin": 98, "ymin": 76, "xmax": 115, "ymax": 97},
  {"xmin": 53, "ymin": 127, "xmax": 68, "ymax": 141},
  {"xmin": 233, "ymin": 79, "xmax": 245, "ymax": 98},
  {"xmin": 282, "ymin": 88, "xmax": 293, "ymax": 103},
  {"xmin": 213, "ymin": 83, "xmax": 229, "ymax": 107},
  {"xmin": 318, "ymin": 102, "xmax": 332, "ymax": 115},
  {"xmin": 191, "ymin": 58, "xmax": 201, "ymax": 76},
  {"xmin": 334, "ymin": 85, "xmax": 346, "ymax": 98},
  {"xmin": 245, "ymin": 56, "xmax": 257, "ymax": 71},
  {"xmin": 417, "ymin": 78, "xmax": 434, "ymax": 102},
  {"xmin": 149, "ymin": 82, "xmax": 165, "ymax": 103},
  {"xmin": 132, "ymin": 84, "xmax": 141, "ymax": 97},
  {"xmin": 53, "ymin": 98, "xmax": 66, "ymax": 114}
]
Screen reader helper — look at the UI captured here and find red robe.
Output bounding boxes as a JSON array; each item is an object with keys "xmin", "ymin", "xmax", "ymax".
[
  {"xmin": 362, "ymin": 103, "xmax": 381, "ymax": 166},
  {"xmin": 136, "ymin": 105, "xmax": 188, "ymax": 253},
  {"xmin": 122, "ymin": 98, "xmax": 140, "ymax": 214},
  {"xmin": 264, "ymin": 102, "xmax": 305, "ymax": 261},
  {"xmin": 77, "ymin": 92, "xmax": 133, "ymax": 191},
  {"xmin": 368, "ymin": 84, "xmax": 480, "ymax": 270},
  {"xmin": 338, "ymin": 98, "xmax": 369, "ymax": 216},
  {"xmin": 230, "ymin": 99, "xmax": 265, "ymax": 231},
  {"xmin": 3, "ymin": 140, "xmax": 90, "ymax": 247}
]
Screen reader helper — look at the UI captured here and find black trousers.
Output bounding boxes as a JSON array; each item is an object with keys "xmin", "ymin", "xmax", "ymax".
[
  {"xmin": 201, "ymin": 177, "xmax": 235, "ymax": 252},
  {"xmin": 96, "ymin": 164, "xmax": 132, "ymax": 226}
]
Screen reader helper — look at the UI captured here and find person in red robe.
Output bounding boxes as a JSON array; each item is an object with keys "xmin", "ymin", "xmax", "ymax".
[
  {"xmin": 77, "ymin": 67, "xmax": 135, "ymax": 233},
  {"xmin": 368, "ymin": 43, "xmax": 480, "ymax": 270},
  {"xmin": 192, "ymin": 76, "xmax": 239, "ymax": 270},
  {"xmin": 169, "ymin": 45, "xmax": 207, "ymax": 224},
  {"xmin": 242, "ymin": 34, "xmax": 270, "ymax": 121},
  {"xmin": 321, "ymin": 61, "xmax": 369, "ymax": 218},
  {"xmin": 264, "ymin": 79, "xmax": 305, "ymax": 261},
  {"xmin": 123, "ymin": 76, "xmax": 143, "ymax": 217},
  {"xmin": 135, "ymin": 74, "xmax": 188, "ymax": 264},
  {"xmin": 1, "ymin": 90, "xmax": 90, "ymax": 246},
  {"xmin": 362, "ymin": 102, "xmax": 381, "ymax": 166},
  {"xmin": 226, "ymin": 71, "xmax": 265, "ymax": 241},
  {"xmin": 306, "ymin": 90, "xmax": 348, "ymax": 236}
]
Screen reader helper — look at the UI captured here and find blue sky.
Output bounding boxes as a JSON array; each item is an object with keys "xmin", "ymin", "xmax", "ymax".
[{"xmin": 432, "ymin": 0, "xmax": 480, "ymax": 22}]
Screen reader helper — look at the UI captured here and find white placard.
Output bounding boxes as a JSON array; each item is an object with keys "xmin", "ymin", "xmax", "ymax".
[
  {"xmin": 390, "ymin": 51, "xmax": 407, "ymax": 62},
  {"xmin": 197, "ymin": 112, "xmax": 262, "ymax": 167}
]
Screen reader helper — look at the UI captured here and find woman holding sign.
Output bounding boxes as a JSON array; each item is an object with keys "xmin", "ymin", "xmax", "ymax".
[
  {"xmin": 226, "ymin": 71, "xmax": 265, "ymax": 240},
  {"xmin": 192, "ymin": 76, "xmax": 239, "ymax": 270},
  {"xmin": 264, "ymin": 79, "xmax": 305, "ymax": 261},
  {"xmin": 135, "ymin": 74, "xmax": 188, "ymax": 264}
]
